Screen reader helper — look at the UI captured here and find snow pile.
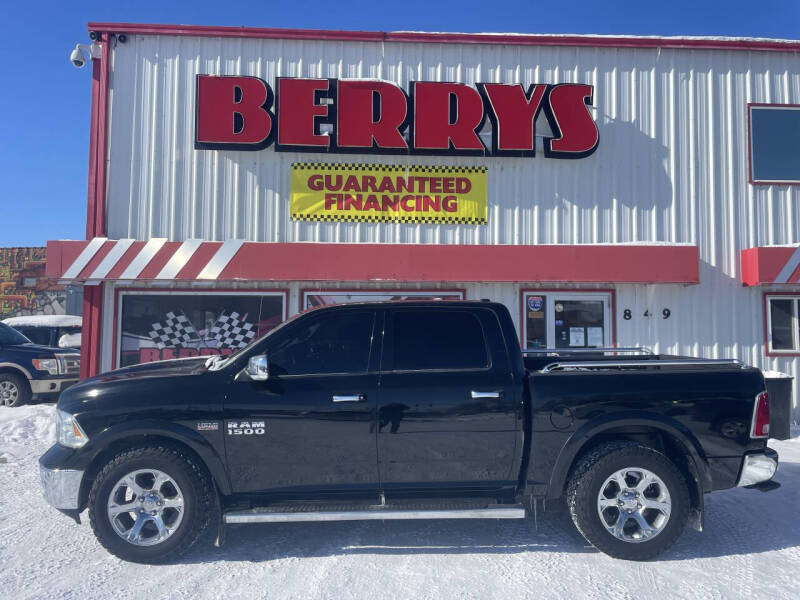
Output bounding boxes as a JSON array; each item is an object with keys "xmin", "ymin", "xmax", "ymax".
[
  {"xmin": 1, "ymin": 404, "xmax": 799, "ymax": 599},
  {"xmin": 57, "ymin": 332, "xmax": 81, "ymax": 348},
  {"xmin": 2, "ymin": 315, "xmax": 82, "ymax": 328}
]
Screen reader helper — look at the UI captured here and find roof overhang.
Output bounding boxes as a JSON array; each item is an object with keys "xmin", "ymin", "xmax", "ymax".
[
  {"xmin": 86, "ymin": 23, "xmax": 800, "ymax": 53},
  {"xmin": 47, "ymin": 239, "xmax": 699, "ymax": 285},
  {"xmin": 742, "ymin": 246, "xmax": 800, "ymax": 285}
]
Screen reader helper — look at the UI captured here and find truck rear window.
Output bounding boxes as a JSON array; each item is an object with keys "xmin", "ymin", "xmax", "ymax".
[{"xmin": 391, "ymin": 310, "xmax": 489, "ymax": 371}]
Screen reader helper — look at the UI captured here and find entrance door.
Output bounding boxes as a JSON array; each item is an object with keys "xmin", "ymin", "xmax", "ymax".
[
  {"xmin": 224, "ymin": 307, "xmax": 380, "ymax": 497},
  {"xmin": 523, "ymin": 291, "xmax": 613, "ymax": 349},
  {"xmin": 377, "ymin": 307, "xmax": 520, "ymax": 494}
]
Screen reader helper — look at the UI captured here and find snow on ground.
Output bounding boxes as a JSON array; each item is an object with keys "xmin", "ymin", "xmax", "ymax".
[{"xmin": 1, "ymin": 403, "xmax": 799, "ymax": 600}]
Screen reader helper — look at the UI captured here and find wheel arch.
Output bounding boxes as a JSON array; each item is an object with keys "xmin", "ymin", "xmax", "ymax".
[
  {"xmin": 0, "ymin": 363, "xmax": 33, "ymax": 381},
  {"xmin": 77, "ymin": 421, "xmax": 231, "ymax": 511},
  {"xmin": 547, "ymin": 412, "xmax": 711, "ymax": 506}
]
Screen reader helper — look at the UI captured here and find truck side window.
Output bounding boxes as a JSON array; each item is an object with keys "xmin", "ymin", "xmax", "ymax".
[
  {"xmin": 391, "ymin": 310, "xmax": 489, "ymax": 371},
  {"xmin": 269, "ymin": 310, "xmax": 374, "ymax": 375}
]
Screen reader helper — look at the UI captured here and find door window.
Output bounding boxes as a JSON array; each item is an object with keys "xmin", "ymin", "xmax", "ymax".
[
  {"xmin": 522, "ymin": 292, "xmax": 612, "ymax": 349},
  {"xmin": 269, "ymin": 310, "xmax": 375, "ymax": 375},
  {"xmin": 389, "ymin": 310, "xmax": 489, "ymax": 371}
]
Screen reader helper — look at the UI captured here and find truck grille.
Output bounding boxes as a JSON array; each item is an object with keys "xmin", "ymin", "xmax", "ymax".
[{"xmin": 58, "ymin": 355, "xmax": 81, "ymax": 376}]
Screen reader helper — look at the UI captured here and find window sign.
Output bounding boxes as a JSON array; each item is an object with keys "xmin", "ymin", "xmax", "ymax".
[
  {"xmin": 749, "ymin": 105, "xmax": 800, "ymax": 184},
  {"xmin": 302, "ymin": 289, "xmax": 464, "ymax": 310},
  {"xmin": 523, "ymin": 291, "xmax": 612, "ymax": 349},
  {"xmin": 117, "ymin": 291, "xmax": 286, "ymax": 368},
  {"xmin": 766, "ymin": 295, "xmax": 800, "ymax": 353}
]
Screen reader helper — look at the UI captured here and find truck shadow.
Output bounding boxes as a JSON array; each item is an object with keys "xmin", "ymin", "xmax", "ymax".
[{"xmin": 183, "ymin": 462, "xmax": 800, "ymax": 564}]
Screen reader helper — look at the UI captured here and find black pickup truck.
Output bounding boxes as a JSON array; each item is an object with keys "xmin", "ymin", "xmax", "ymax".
[{"xmin": 39, "ymin": 300, "xmax": 779, "ymax": 563}]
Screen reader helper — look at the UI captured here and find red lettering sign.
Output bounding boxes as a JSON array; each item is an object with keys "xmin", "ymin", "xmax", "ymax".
[
  {"xmin": 412, "ymin": 82, "xmax": 485, "ymax": 152},
  {"xmin": 336, "ymin": 80, "xmax": 408, "ymax": 150},
  {"xmin": 195, "ymin": 75, "xmax": 274, "ymax": 148},
  {"xmin": 195, "ymin": 75, "xmax": 599, "ymax": 159},
  {"xmin": 277, "ymin": 78, "xmax": 331, "ymax": 149},
  {"xmin": 478, "ymin": 83, "xmax": 547, "ymax": 156},
  {"xmin": 542, "ymin": 84, "xmax": 599, "ymax": 158}
]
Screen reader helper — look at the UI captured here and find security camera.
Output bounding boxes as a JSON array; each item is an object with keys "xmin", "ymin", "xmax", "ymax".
[
  {"xmin": 70, "ymin": 43, "xmax": 97, "ymax": 69},
  {"xmin": 70, "ymin": 45, "xmax": 87, "ymax": 68}
]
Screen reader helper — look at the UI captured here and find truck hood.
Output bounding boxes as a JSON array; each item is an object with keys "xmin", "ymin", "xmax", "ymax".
[
  {"xmin": 84, "ymin": 356, "xmax": 210, "ymax": 384},
  {"xmin": 59, "ymin": 357, "xmax": 214, "ymax": 413},
  {"xmin": 2, "ymin": 343, "xmax": 80, "ymax": 356}
]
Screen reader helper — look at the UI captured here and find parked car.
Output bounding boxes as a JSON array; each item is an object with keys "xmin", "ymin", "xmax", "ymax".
[
  {"xmin": 39, "ymin": 300, "xmax": 778, "ymax": 563},
  {"xmin": 0, "ymin": 322, "xmax": 80, "ymax": 407},
  {"xmin": 2, "ymin": 315, "xmax": 82, "ymax": 349}
]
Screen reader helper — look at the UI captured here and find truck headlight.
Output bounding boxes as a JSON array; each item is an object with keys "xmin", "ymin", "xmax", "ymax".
[
  {"xmin": 56, "ymin": 409, "xmax": 89, "ymax": 448},
  {"xmin": 33, "ymin": 357, "xmax": 60, "ymax": 375}
]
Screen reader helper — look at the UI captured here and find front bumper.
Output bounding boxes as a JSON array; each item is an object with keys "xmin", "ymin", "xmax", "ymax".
[
  {"xmin": 30, "ymin": 378, "xmax": 78, "ymax": 396},
  {"xmin": 39, "ymin": 464, "xmax": 84, "ymax": 510},
  {"xmin": 737, "ymin": 448, "xmax": 779, "ymax": 488}
]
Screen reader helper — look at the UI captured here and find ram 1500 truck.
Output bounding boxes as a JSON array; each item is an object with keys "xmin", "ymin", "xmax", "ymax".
[
  {"xmin": 0, "ymin": 322, "xmax": 80, "ymax": 407},
  {"xmin": 39, "ymin": 301, "xmax": 779, "ymax": 563}
]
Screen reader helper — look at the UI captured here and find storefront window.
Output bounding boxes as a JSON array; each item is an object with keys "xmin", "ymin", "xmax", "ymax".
[
  {"xmin": 117, "ymin": 291, "xmax": 286, "ymax": 368},
  {"xmin": 302, "ymin": 289, "xmax": 464, "ymax": 310},
  {"xmin": 766, "ymin": 295, "xmax": 800, "ymax": 353},
  {"xmin": 749, "ymin": 105, "xmax": 800, "ymax": 183},
  {"xmin": 522, "ymin": 291, "xmax": 612, "ymax": 349}
]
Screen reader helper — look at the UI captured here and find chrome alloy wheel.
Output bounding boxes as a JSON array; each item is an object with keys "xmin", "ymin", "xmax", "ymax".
[
  {"xmin": 107, "ymin": 469, "xmax": 185, "ymax": 546},
  {"xmin": 597, "ymin": 467, "xmax": 671, "ymax": 543},
  {"xmin": 0, "ymin": 381, "xmax": 19, "ymax": 406}
]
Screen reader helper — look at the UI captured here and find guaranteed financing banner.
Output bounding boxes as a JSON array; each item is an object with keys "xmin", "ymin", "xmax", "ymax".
[{"xmin": 290, "ymin": 163, "xmax": 488, "ymax": 225}]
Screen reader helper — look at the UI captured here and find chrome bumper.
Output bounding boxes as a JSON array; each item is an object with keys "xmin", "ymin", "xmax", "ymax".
[
  {"xmin": 40, "ymin": 464, "xmax": 84, "ymax": 510},
  {"xmin": 29, "ymin": 378, "xmax": 78, "ymax": 395},
  {"xmin": 737, "ymin": 452, "xmax": 778, "ymax": 487}
]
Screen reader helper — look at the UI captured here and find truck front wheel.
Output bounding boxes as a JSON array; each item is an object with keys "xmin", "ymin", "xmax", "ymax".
[
  {"xmin": 88, "ymin": 444, "xmax": 216, "ymax": 563},
  {"xmin": 566, "ymin": 441, "xmax": 689, "ymax": 561},
  {"xmin": 0, "ymin": 372, "xmax": 30, "ymax": 407}
]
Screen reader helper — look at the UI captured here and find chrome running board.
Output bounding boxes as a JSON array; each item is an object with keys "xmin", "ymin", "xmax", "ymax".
[{"xmin": 225, "ymin": 505, "xmax": 525, "ymax": 524}]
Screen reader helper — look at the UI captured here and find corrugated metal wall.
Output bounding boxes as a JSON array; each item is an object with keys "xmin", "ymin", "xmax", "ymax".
[{"xmin": 103, "ymin": 35, "xmax": 800, "ymax": 416}]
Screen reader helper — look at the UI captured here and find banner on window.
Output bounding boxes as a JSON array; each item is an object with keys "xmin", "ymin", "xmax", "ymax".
[
  {"xmin": 118, "ymin": 292, "xmax": 285, "ymax": 368},
  {"xmin": 290, "ymin": 163, "xmax": 488, "ymax": 225}
]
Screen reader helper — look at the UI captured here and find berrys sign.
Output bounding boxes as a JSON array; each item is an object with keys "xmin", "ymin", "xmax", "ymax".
[{"xmin": 195, "ymin": 76, "xmax": 599, "ymax": 158}]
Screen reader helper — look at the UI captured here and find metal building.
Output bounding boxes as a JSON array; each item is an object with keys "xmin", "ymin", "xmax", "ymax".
[{"xmin": 48, "ymin": 23, "xmax": 800, "ymax": 417}]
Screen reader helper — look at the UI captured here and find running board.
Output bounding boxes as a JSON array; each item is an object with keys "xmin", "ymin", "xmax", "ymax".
[{"xmin": 225, "ymin": 505, "xmax": 526, "ymax": 524}]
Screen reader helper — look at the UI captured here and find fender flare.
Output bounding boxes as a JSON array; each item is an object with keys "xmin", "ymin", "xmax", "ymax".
[
  {"xmin": 81, "ymin": 419, "xmax": 232, "ymax": 496},
  {"xmin": 0, "ymin": 362, "xmax": 33, "ymax": 380},
  {"xmin": 546, "ymin": 410, "xmax": 712, "ymax": 500}
]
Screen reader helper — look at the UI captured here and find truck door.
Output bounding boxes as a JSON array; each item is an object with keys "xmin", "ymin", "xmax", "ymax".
[
  {"xmin": 377, "ymin": 307, "xmax": 521, "ymax": 494},
  {"xmin": 224, "ymin": 307, "xmax": 380, "ymax": 496}
]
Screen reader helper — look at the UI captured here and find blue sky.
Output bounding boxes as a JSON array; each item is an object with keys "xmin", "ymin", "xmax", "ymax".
[{"xmin": 2, "ymin": 0, "xmax": 799, "ymax": 246}]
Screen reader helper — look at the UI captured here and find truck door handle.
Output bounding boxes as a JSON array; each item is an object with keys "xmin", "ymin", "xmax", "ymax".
[
  {"xmin": 332, "ymin": 394, "xmax": 365, "ymax": 403},
  {"xmin": 471, "ymin": 391, "xmax": 503, "ymax": 399}
]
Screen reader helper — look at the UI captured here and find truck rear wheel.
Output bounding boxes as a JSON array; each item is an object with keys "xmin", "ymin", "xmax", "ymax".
[
  {"xmin": 0, "ymin": 372, "xmax": 30, "ymax": 407},
  {"xmin": 88, "ymin": 444, "xmax": 216, "ymax": 563},
  {"xmin": 566, "ymin": 441, "xmax": 689, "ymax": 561}
]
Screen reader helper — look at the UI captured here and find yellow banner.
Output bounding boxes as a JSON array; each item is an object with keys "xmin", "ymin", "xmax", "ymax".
[{"xmin": 290, "ymin": 163, "xmax": 488, "ymax": 224}]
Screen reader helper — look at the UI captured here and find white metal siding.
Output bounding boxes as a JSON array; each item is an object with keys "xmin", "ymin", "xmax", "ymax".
[{"xmin": 102, "ymin": 35, "xmax": 800, "ymax": 417}]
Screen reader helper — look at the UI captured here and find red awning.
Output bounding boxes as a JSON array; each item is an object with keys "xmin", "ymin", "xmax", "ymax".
[
  {"xmin": 47, "ymin": 239, "xmax": 700, "ymax": 284},
  {"xmin": 741, "ymin": 246, "xmax": 800, "ymax": 285}
]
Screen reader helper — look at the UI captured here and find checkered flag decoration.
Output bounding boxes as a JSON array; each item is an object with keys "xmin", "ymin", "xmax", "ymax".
[
  {"xmin": 148, "ymin": 311, "xmax": 201, "ymax": 349},
  {"xmin": 209, "ymin": 311, "xmax": 256, "ymax": 349}
]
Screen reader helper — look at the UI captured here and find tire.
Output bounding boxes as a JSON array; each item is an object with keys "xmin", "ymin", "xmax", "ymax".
[
  {"xmin": 0, "ymin": 372, "xmax": 30, "ymax": 407},
  {"xmin": 88, "ymin": 444, "xmax": 217, "ymax": 563},
  {"xmin": 566, "ymin": 441, "xmax": 690, "ymax": 561}
]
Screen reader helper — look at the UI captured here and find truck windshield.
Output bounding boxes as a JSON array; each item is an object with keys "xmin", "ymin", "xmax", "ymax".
[
  {"xmin": 206, "ymin": 310, "xmax": 307, "ymax": 371},
  {"xmin": 0, "ymin": 323, "xmax": 33, "ymax": 346}
]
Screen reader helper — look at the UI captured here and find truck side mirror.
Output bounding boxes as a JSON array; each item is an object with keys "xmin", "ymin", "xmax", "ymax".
[{"xmin": 245, "ymin": 354, "xmax": 269, "ymax": 381}]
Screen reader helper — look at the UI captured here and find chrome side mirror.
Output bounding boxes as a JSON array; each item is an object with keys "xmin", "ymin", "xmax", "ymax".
[{"xmin": 245, "ymin": 354, "xmax": 269, "ymax": 381}]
